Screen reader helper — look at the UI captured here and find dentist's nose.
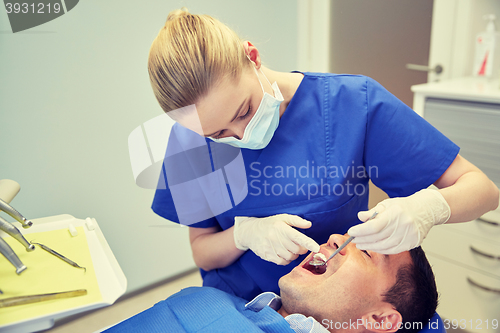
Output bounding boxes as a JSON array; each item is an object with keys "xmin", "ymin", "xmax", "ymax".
[
  {"xmin": 226, "ymin": 123, "xmax": 246, "ymax": 140},
  {"xmin": 233, "ymin": 127, "xmax": 245, "ymax": 140}
]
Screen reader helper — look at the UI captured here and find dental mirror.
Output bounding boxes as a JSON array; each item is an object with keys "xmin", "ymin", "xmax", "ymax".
[{"xmin": 308, "ymin": 211, "xmax": 378, "ymax": 268}]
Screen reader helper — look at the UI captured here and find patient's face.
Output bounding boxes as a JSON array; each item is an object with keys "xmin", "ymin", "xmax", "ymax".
[{"xmin": 278, "ymin": 234, "xmax": 411, "ymax": 324}]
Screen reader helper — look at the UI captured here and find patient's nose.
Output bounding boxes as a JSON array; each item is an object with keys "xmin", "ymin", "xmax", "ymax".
[{"xmin": 327, "ymin": 234, "xmax": 351, "ymax": 256}]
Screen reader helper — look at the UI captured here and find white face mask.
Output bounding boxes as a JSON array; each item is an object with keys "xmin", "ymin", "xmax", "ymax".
[{"xmin": 210, "ymin": 66, "xmax": 284, "ymax": 150}]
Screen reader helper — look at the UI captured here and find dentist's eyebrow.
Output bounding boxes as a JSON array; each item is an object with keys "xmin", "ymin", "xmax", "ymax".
[{"xmin": 204, "ymin": 98, "xmax": 247, "ymax": 138}]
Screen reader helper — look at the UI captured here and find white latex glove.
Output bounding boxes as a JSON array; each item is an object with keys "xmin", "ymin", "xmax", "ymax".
[
  {"xmin": 348, "ymin": 188, "xmax": 451, "ymax": 254},
  {"xmin": 233, "ymin": 214, "xmax": 321, "ymax": 265}
]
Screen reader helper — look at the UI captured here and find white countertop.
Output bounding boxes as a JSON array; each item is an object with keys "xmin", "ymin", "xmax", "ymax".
[{"xmin": 411, "ymin": 76, "xmax": 500, "ymax": 104}]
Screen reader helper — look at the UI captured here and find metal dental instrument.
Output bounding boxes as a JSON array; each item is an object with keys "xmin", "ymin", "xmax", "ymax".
[
  {"xmin": 31, "ymin": 242, "xmax": 86, "ymax": 272},
  {"xmin": 0, "ymin": 216, "xmax": 35, "ymax": 252},
  {"xmin": 309, "ymin": 211, "xmax": 379, "ymax": 267},
  {"xmin": 0, "ymin": 180, "xmax": 33, "ymax": 274},
  {"xmin": 309, "ymin": 236, "xmax": 356, "ymax": 267},
  {"xmin": 0, "ymin": 289, "xmax": 87, "ymax": 308},
  {"xmin": 0, "ymin": 197, "xmax": 33, "ymax": 229},
  {"xmin": 0, "ymin": 216, "xmax": 33, "ymax": 274},
  {"xmin": 0, "ymin": 237, "xmax": 27, "ymax": 274}
]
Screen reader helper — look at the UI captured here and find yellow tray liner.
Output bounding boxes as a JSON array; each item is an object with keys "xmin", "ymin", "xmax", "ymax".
[{"xmin": 0, "ymin": 226, "xmax": 102, "ymax": 325}]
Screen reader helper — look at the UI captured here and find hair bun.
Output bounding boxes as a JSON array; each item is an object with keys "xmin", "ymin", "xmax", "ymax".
[{"xmin": 166, "ymin": 7, "xmax": 189, "ymax": 22}]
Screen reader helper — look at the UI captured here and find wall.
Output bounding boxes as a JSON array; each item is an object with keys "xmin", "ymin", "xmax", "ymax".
[
  {"xmin": 0, "ymin": 0, "xmax": 297, "ymax": 293},
  {"xmin": 465, "ymin": 0, "xmax": 500, "ymax": 77},
  {"xmin": 430, "ymin": 0, "xmax": 500, "ymax": 81}
]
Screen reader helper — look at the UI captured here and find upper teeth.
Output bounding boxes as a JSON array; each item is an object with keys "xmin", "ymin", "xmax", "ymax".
[{"xmin": 313, "ymin": 253, "xmax": 327, "ymax": 262}]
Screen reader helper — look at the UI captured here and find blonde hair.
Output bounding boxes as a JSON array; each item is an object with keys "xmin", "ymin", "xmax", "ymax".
[{"xmin": 148, "ymin": 8, "xmax": 250, "ymax": 113}]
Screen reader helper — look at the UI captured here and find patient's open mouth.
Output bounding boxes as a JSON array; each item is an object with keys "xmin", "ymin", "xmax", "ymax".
[
  {"xmin": 302, "ymin": 242, "xmax": 338, "ymax": 275},
  {"xmin": 303, "ymin": 261, "xmax": 327, "ymax": 274}
]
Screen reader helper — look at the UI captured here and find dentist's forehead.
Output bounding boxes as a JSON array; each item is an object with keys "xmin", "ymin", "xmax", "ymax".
[
  {"xmin": 167, "ymin": 104, "xmax": 205, "ymax": 136},
  {"xmin": 173, "ymin": 76, "xmax": 246, "ymax": 137}
]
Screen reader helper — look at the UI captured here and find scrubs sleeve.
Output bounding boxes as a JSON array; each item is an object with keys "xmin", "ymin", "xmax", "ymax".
[
  {"xmin": 363, "ymin": 77, "xmax": 460, "ymax": 198},
  {"xmin": 151, "ymin": 123, "xmax": 221, "ymax": 229},
  {"xmin": 151, "ymin": 161, "xmax": 219, "ymax": 228},
  {"xmin": 151, "ymin": 176, "xmax": 219, "ymax": 228}
]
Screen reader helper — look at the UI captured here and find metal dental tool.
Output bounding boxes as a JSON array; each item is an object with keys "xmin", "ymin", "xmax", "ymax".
[
  {"xmin": 0, "ymin": 216, "xmax": 35, "ymax": 252},
  {"xmin": 31, "ymin": 242, "xmax": 86, "ymax": 272},
  {"xmin": 309, "ymin": 211, "xmax": 379, "ymax": 268},
  {"xmin": 0, "ymin": 237, "xmax": 27, "ymax": 274},
  {"xmin": 0, "ymin": 180, "xmax": 32, "ymax": 274},
  {"xmin": 0, "ymin": 197, "xmax": 33, "ymax": 229},
  {"xmin": 0, "ymin": 289, "xmax": 87, "ymax": 308}
]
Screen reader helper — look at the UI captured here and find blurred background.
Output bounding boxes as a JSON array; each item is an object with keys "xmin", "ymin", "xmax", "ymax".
[
  {"xmin": 0, "ymin": 0, "xmax": 300, "ymax": 294},
  {"xmin": 1, "ymin": 0, "xmax": 500, "ymax": 331}
]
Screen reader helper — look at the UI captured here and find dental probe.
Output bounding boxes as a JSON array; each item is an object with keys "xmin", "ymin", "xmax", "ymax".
[
  {"xmin": 0, "ymin": 216, "xmax": 35, "ymax": 251},
  {"xmin": 31, "ymin": 242, "xmax": 86, "ymax": 272},
  {"xmin": 0, "ymin": 198, "xmax": 33, "ymax": 229},
  {"xmin": 309, "ymin": 211, "xmax": 379, "ymax": 267}
]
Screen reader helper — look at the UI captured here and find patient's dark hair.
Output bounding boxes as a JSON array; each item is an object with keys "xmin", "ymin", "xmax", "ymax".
[{"xmin": 382, "ymin": 246, "xmax": 438, "ymax": 333}]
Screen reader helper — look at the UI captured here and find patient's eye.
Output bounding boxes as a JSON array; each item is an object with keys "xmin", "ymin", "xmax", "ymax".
[{"xmin": 362, "ymin": 250, "xmax": 371, "ymax": 258}]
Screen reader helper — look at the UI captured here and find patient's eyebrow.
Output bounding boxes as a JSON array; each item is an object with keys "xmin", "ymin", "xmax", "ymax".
[{"xmin": 378, "ymin": 254, "xmax": 390, "ymax": 266}]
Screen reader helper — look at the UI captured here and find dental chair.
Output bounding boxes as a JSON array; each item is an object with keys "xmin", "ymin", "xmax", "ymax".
[
  {"xmin": 421, "ymin": 313, "xmax": 446, "ymax": 333},
  {"xmin": 99, "ymin": 286, "xmax": 447, "ymax": 333}
]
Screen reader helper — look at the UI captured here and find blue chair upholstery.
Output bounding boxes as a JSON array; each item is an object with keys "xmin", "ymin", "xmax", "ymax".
[
  {"xmin": 419, "ymin": 313, "xmax": 446, "ymax": 333},
  {"xmin": 103, "ymin": 287, "xmax": 446, "ymax": 333}
]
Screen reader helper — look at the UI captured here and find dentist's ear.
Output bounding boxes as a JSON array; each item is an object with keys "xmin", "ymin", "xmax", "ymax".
[
  {"xmin": 360, "ymin": 307, "xmax": 402, "ymax": 333},
  {"xmin": 243, "ymin": 40, "xmax": 250, "ymax": 54},
  {"xmin": 242, "ymin": 41, "xmax": 261, "ymax": 69}
]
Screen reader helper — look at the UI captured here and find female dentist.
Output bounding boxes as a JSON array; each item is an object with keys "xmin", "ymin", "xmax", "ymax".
[{"xmin": 148, "ymin": 9, "xmax": 499, "ymax": 300}]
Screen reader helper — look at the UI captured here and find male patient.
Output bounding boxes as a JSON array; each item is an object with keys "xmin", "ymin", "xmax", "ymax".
[{"xmin": 104, "ymin": 234, "xmax": 439, "ymax": 333}]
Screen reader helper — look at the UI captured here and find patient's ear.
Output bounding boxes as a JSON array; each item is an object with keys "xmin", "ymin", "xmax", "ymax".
[{"xmin": 360, "ymin": 306, "xmax": 402, "ymax": 333}]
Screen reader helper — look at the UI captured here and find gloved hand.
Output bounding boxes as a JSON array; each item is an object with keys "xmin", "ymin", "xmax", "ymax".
[
  {"xmin": 233, "ymin": 214, "xmax": 320, "ymax": 265},
  {"xmin": 348, "ymin": 188, "xmax": 451, "ymax": 254}
]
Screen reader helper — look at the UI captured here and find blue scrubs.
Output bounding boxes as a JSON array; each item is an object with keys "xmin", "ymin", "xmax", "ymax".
[{"xmin": 152, "ymin": 73, "xmax": 459, "ymax": 301}]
